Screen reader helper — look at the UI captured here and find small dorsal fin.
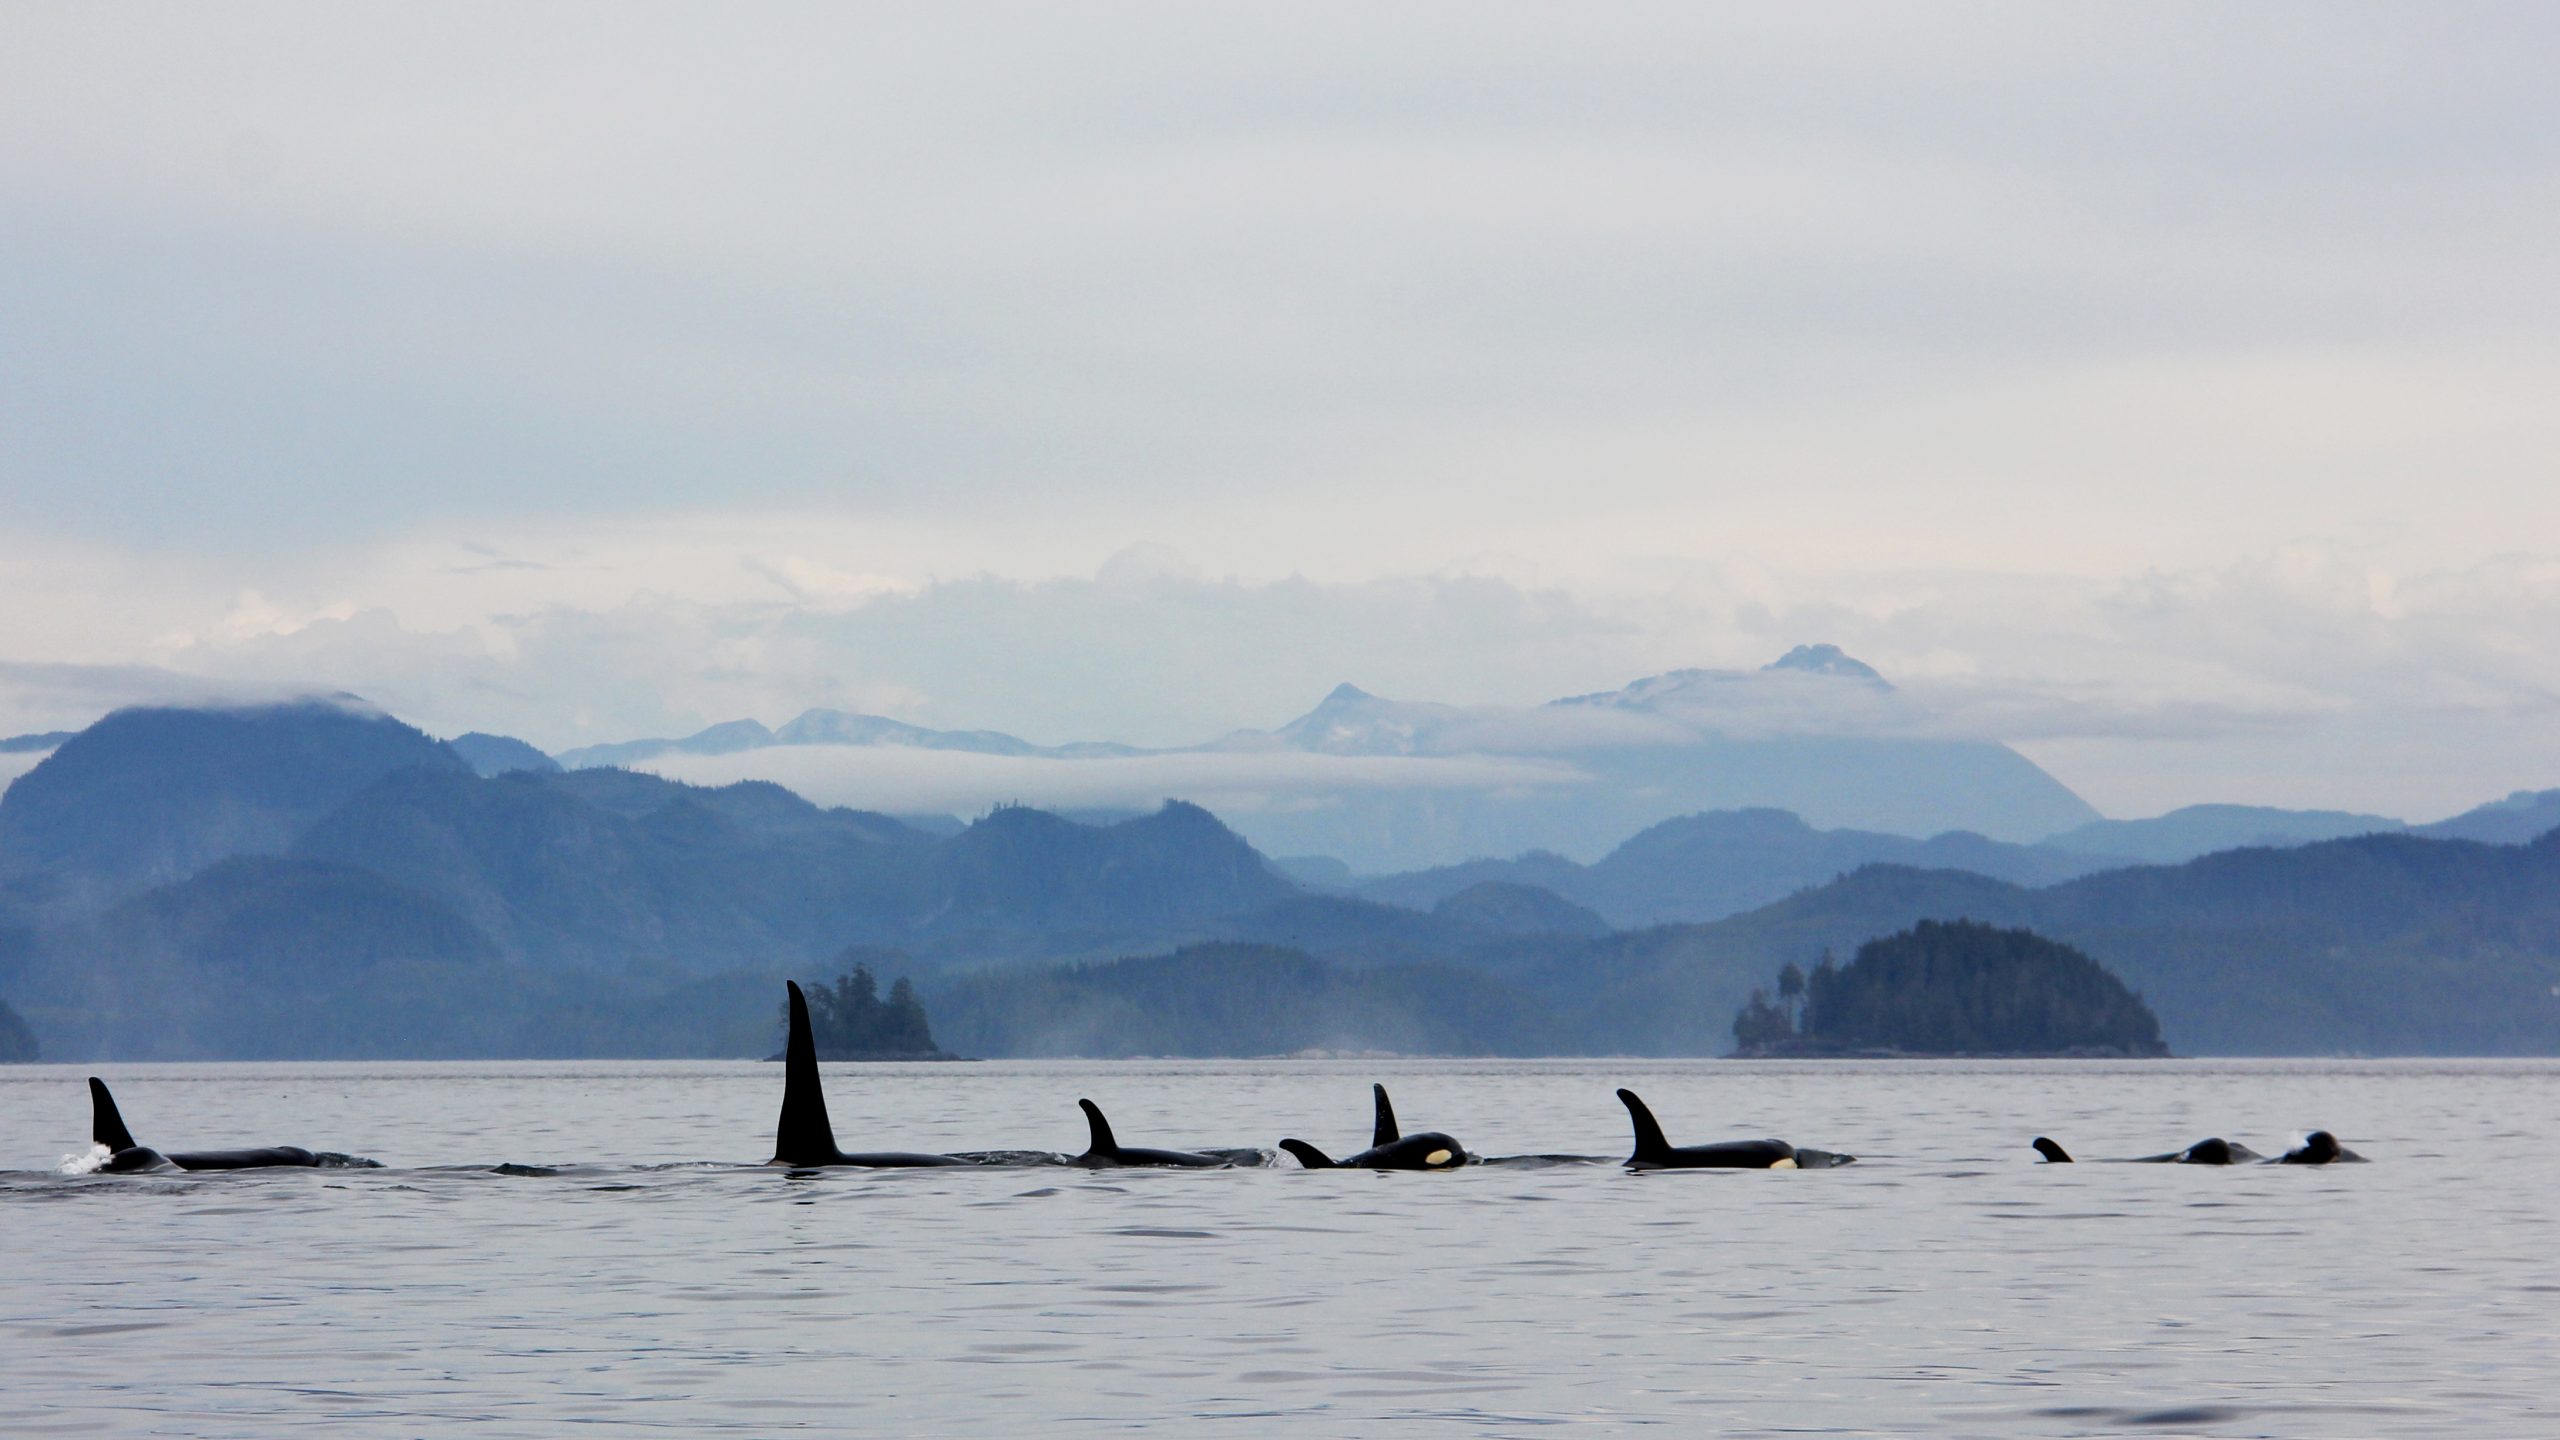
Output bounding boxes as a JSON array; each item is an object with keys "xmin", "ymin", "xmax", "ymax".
[
  {"xmin": 1617, "ymin": 1088, "xmax": 1672, "ymax": 1163},
  {"xmin": 772, "ymin": 982, "xmax": 841, "ymax": 1166},
  {"xmin": 1371, "ymin": 1083, "xmax": 1400, "ymax": 1148},
  {"xmin": 89, "ymin": 1077, "xmax": 139, "ymax": 1154},
  {"xmin": 2032, "ymin": 1136, "xmax": 2073, "ymax": 1163},
  {"xmin": 1078, "ymin": 1099, "xmax": 1119, "ymax": 1159},
  {"xmin": 1278, "ymin": 1139, "xmax": 1336, "ymax": 1169}
]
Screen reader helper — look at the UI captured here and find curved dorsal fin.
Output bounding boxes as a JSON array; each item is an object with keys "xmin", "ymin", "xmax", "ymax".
[
  {"xmin": 89, "ymin": 1077, "xmax": 139, "ymax": 1154},
  {"xmin": 2032, "ymin": 1136, "xmax": 2073, "ymax": 1163},
  {"xmin": 772, "ymin": 981, "xmax": 842, "ymax": 1165},
  {"xmin": 1278, "ymin": 1139, "xmax": 1336, "ymax": 1169},
  {"xmin": 1617, "ymin": 1088, "xmax": 1673, "ymax": 1163},
  {"xmin": 1371, "ymin": 1083, "xmax": 1400, "ymax": 1148},
  {"xmin": 1078, "ymin": 1099, "xmax": 1119, "ymax": 1159}
]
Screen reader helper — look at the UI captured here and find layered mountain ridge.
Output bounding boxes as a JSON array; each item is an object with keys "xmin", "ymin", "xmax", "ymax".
[
  {"xmin": 4, "ymin": 688, "xmax": 2560, "ymax": 1060},
  {"xmin": 537, "ymin": 648, "xmax": 2102, "ymax": 866}
]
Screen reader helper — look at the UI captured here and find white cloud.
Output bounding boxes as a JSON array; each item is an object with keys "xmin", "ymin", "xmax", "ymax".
[{"xmin": 0, "ymin": 660, "xmax": 353, "ymax": 736}]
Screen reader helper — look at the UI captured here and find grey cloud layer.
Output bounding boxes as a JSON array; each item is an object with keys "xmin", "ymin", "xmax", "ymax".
[
  {"xmin": 4, "ymin": 8, "xmax": 2556, "ymax": 821},
  {"xmin": 4, "ymin": 6, "xmax": 2557, "ymax": 576}
]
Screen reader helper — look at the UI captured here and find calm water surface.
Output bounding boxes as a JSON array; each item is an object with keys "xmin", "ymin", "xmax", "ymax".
[{"xmin": 4, "ymin": 1058, "xmax": 2555, "ymax": 1437}]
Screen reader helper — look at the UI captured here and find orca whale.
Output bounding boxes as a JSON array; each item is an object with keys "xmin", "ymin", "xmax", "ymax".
[
  {"xmin": 1073, "ymin": 1099, "xmax": 1230, "ymax": 1168},
  {"xmin": 2030, "ymin": 1136, "xmax": 2259, "ymax": 1164},
  {"xmin": 2274, "ymin": 1130, "xmax": 2364, "ymax": 1164},
  {"xmin": 2131, "ymin": 1136, "xmax": 2259, "ymax": 1164},
  {"xmin": 1279, "ymin": 1083, "xmax": 1468, "ymax": 1170},
  {"xmin": 1617, "ymin": 1088, "xmax": 1853, "ymax": 1170},
  {"xmin": 85, "ymin": 1077, "xmax": 359, "ymax": 1172},
  {"xmin": 2032, "ymin": 1132, "xmax": 2363, "ymax": 1165},
  {"xmin": 771, "ymin": 980, "xmax": 968, "ymax": 1168}
]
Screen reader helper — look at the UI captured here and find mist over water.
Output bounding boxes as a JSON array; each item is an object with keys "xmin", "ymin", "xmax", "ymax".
[{"xmin": 5, "ymin": 1058, "xmax": 2554, "ymax": 1437}]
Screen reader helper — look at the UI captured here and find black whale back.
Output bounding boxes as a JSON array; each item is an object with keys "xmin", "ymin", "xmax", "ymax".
[
  {"xmin": 1075, "ymin": 1099, "xmax": 1226, "ymax": 1168},
  {"xmin": 87, "ymin": 1075, "xmax": 324, "ymax": 1170},
  {"xmin": 1360, "ymin": 1133, "xmax": 1467, "ymax": 1169},
  {"xmin": 164, "ymin": 1146, "xmax": 318, "ymax": 1170},
  {"xmin": 2278, "ymin": 1130, "xmax": 2350, "ymax": 1164},
  {"xmin": 1280, "ymin": 1085, "xmax": 1469, "ymax": 1170},
  {"xmin": 1616, "ymin": 1088, "xmax": 1809, "ymax": 1169}
]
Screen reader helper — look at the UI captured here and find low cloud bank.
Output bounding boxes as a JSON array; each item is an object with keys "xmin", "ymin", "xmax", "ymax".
[{"xmin": 6, "ymin": 541, "xmax": 2560, "ymax": 820}]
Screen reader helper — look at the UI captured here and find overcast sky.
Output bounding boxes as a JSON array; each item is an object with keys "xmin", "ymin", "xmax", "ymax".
[{"xmin": 3, "ymin": 4, "xmax": 2556, "ymax": 819}]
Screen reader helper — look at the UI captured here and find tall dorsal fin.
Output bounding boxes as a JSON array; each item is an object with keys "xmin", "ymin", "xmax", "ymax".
[
  {"xmin": 89, "ymin": 1077, "xmax": 139, "ymax": 1154},
  {"xmin": 1078, "ymin": 1099, "xmax": 1119, "ymax": 1159},
  {"xmin": 1277, "ymin": 1139, "xmax": 1336, "ymax": 1169},
  {"xmin": 1371, "ymin": 1083, "xmax": 1400, "ymax": 1148},
  {"xmin": 1617, "ymin": 1088, "xmax": 1673, "ymax": 1163},
  {"xmin": 772, "ymin": 982, "xmax": 842, "ymax": 1165},
  {"xmin": 2032, "ymin": 1136, "xmax": 2073, "ymax": 1163}
]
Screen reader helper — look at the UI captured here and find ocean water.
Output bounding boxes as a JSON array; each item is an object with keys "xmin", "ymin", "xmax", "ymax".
[{"xmin": 3, "ymin": 1058, "xmax": 2554, "ymax": 1437}]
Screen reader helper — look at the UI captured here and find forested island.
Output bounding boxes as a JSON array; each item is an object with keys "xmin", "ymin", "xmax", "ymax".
[
  {"xmin": 783, "ymin": 961, "xmax": 955, "ymax": 1060},
  {"xmin": 1731, "ymin": 919, "xmax": 2168, "ymax": 1057}
]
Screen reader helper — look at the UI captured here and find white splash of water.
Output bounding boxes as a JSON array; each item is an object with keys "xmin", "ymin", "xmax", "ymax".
[{"xmin": 58, "ymin": 1143, "xmax": 110, "ymax": 1175}]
